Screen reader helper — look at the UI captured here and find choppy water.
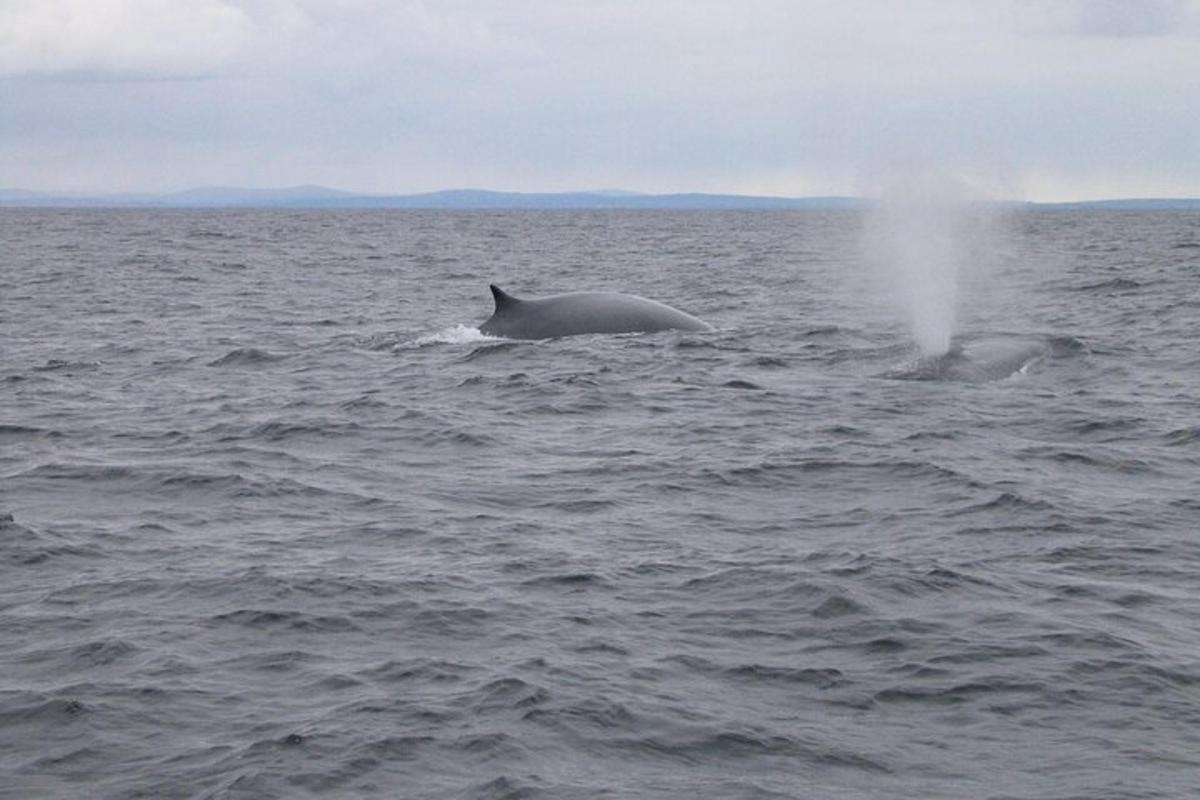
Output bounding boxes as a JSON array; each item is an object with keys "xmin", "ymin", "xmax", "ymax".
[{"xmin": 2, "ymin": 208, "xmax": 1199, "ymax": 799}]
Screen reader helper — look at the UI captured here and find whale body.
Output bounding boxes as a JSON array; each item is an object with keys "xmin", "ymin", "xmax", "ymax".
[
  {"xmin": 882, "ymin": 337, "xmax": 1049, "ymax": 383},
  {"xmin": 479, "ymin": 284, "xmax": 713, "ymax": 340}
]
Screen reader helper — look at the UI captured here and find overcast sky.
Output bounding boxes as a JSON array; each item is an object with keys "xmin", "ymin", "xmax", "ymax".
[{"xmin": 2, "ymin": 0, "xmax": 1198, "ymax": 200}]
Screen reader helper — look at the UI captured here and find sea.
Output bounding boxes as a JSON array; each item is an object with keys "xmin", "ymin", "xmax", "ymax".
[{"xmin": 2, "ymin": 207, "xmax": 1198, "ymax": 799}]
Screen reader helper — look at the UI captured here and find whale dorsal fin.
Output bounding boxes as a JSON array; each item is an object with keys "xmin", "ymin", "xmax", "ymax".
[{"xmin": 490, "ymin": 284, "xmax": 519, "ymax": 312}]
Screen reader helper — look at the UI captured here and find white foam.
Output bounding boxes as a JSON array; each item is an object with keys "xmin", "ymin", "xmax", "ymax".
[{"xmin": 405, "ymin": 324, "xmax": 500, "ymax": 348}]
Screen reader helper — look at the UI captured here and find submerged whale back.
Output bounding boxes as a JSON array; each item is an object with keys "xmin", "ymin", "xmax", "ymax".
[
  {"xmin": 480, "ymin": 284, "xmax": 712, "ymax": 339},
  {"xmin": 882, "ymin": 338, "xmax": 1049, "ymax": 383}
]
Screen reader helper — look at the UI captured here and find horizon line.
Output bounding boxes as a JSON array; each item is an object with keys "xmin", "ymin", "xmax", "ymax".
[{"xmin": 2, "ymin": 185, "xmax": 1199, "ymax": 209}]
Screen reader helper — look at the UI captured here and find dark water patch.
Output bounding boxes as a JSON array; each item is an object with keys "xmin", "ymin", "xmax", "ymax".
[
  {"xmin": 415, "ymin": 427, "xmax": 501, "ymax": 448},
  {"xmin": 1074, "ymin": 278, "xmax": 1147, "ymax": 292},
  {"xmin": 820, "ymin": 423, "xmax": 867, "ymax": 437},
  {"xmin": 926, "ymin": 643, "xmax": 1051, "ymax": 665},
  {"xmin": 723, "ymin": 664, "xmax": 846, "ymax": 689},
  {"xmin": 523, "ymin": 696, "xmax": 636, "ymax": 731},
  {"xmin": 681, "ymin": 566, "xmax": 811, "ymax": 596},
  {"xmin": 950, "ymin": 491, "xmax": 1054, "ymax": 515},
  {"xmin": 32, "ymin": 359, "xmax": 101, "ymax": 372},
  {"xmin": 0, "ymin": 692, "xmax": 88, "ymax": 726},
  {"xmin": 702, "ymin": 457, "xmax": 976, "ymax": 490},
  {"xmin": 16, "ymin": 462, "xmax": 371, "ymax": 505},
  {"xmin": 187, "ymin": 229, "xmax": 240, "ymax": 240},
  {"xmin": 359, "ymin": 658, "xmax": 479, "ymax": 685},
  {"xmin": 24, "ymin": 746, "xmax": 107, "ymax": 772},
  {"xmin": 465, "ymin": 775, "xmax": 544, "ymax": 800},
  {"xmin": 406, "ymin": 605, "xmax": 495, "ymax": 639},
  {"xmin": 246, "ymin": 419, "xmax": 363, "ymax": 441},
  {"xmin": 363, "ymin": 734, "xmax": 436, "ymax": 760},
  {"xmin": 531, "ymin": 497, "xmax": 618, "ymax": 514},
  {"xmin": 520, "ymin": 572, "xmax": 609, "ymax": 591},
  {"xmin": 207, "ymin": 347, "xmax": 286, "ymax": 367},
  {"xmin": 211, "ymin": 608, "xmax": 363, "ymax": 633},
  {"xmin": 218, "ymin": 649, "xmax": 324, "ymax": 674},
  {"xmin": 111, "ymin": 428, "xmax": 191, "ymax": 445},
  {"xmin": 461, "ymin": 677, "xmax": 550, "ymax": 713},
  {"xmin": 722, "ymin": 378, "xmax": 764, "ymax": 390},
  {"xmin": 339, "ymin": 393, "xmax": 389, "ymax": 410},
  {"xmin": 0, "ymin": 515, "xmax": 99, "ymax": 565},
  {"xmin": 1021, "ymin": 445, "xmax": 1162, "ymax": 475},
  {"xmin": 902, "ymin": 429, "xmax": 959, "ymax": 442},
  {"xmin": 810, "ymin": 594, "xmax": 870, "ymax": 619},
  {"xmin": 873, "ymin": 678, "xmax": 1047, "ymax": 706},
  {"xmin": 66, "ymin": 638, "xmax": 141, "ymax": 668},
  {"xmin": 455, "ymin": 731, "xmax": 525, "ymax": 759},
  {"xmin": 602, "ymin": 726, "xmax": 890, "ymax": 773},
  {"xmin": 42, "ymin": 577, "xmax": 168, "ymax": 609},
  {"xmin": 547, "ymin": 370, "xmax": 605, "ymax": 387},
  {"xmin": 573, "ymin": 640, "xmax": 630, "ymax": 657},
  {"xmin": 1162, "ymin": 425, "xmax": 1200, "ymax": 446},
  {"xmin": 19, "ymin": 462, "xmax": 139, "ymax": 483},
  {"xmin": 1047, "ymin": 335, "xmax": 1091, "ymax": 356},
  {"xmin": 861, "ymin": 637, "xmax": 908, "ymax": 655},
  {"xmin": 0, "ymin": 423, "xmax": 59, "ymax": 439},
  {"xmin": 1066, "ymin": 658, "xmax": 1200, "ymax": 694},
  {"xmin": 1066, "ymin": 416, "xmax": 1145, "ymax": 439},
  {"xmin": 304, "ymin": 673, "xmax": 364, "ymax": 692}
]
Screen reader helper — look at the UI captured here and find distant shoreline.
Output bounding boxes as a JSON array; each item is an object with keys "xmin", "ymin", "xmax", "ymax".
[{"xmin": 2, "ymin": 187, "xmax": 1198, "ymax": 210}]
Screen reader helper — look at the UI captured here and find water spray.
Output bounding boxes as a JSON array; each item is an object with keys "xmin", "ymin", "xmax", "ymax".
[{"xmin": 863, "ymin": 164, "xmax": 982, "ymax": 358}]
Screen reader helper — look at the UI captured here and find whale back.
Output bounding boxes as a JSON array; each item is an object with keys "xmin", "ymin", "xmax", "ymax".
[
  {"xmin": 881, "ymin": 338, "xmax": 1048, "ymax": 382},
  {"xmin": 480, "ymin": 284, "xmax": 712, "ymax": 340}
]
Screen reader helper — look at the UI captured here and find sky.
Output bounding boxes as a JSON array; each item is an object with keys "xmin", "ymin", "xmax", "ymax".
[{"xmin": 1, "ymin": 0, "xmax": 1198, "ymax": 200}]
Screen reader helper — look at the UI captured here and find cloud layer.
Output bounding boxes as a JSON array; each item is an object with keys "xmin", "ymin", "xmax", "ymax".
[{"xmin": 2, "ymin": 0, "xmax": 1197, "ymax": 199}]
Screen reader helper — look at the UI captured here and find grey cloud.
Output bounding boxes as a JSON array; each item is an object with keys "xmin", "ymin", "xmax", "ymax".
[
  {"xmin": 1013, "ymin": 0, "xmax": 1198, "ymax": 38},
  {"xmin": 0, "ymin": 1, "xmax": 1196, "ymax": 199},
  {"xmin": 0, "ymin": 0, "xmax": 253, "ymax": 78},
  {"xmin": 1075, "ymin": 0, "xmax": 1192, "ymax": 37}
]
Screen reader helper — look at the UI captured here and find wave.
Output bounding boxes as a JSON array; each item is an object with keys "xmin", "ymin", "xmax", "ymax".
[
  {"xmin": 1163, "ymin": 425, "xmax": 1200, "ymax": 446},
  {"xmin": 0, "ymin": 513, "xmax": 101, "ymax": 565},
  {"xmin": 0, "ymin": 692, "xmax": 87, "ymax": 726},
  {"xmin": 14, "ymin": 461, "xmax": 379, "ymax": 503}
]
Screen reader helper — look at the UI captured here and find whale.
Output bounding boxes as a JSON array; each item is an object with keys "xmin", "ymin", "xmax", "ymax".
[
  {"xmin": 479, "ymin": 284, "xmax": 713, "ymax": 340},
  {"xmin": 881, "ymin": 337, "xmax": 1049, "ymax": 382}
]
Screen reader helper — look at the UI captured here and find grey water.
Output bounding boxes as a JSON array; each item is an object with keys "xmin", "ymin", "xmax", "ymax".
[{"xmin": 2, "ymin": 208, "xmax": 1199, "ymax": 799}]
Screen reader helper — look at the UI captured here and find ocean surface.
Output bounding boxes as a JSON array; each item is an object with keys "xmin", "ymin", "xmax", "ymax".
[{"xmin": 2, "ymin": 208, "xmax": 1198, "ymax": 799}]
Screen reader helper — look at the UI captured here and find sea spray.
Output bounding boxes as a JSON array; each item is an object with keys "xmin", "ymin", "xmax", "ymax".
[{"xmin": 863, "ymin": 168, "xmax": 976, "ymax": 357}]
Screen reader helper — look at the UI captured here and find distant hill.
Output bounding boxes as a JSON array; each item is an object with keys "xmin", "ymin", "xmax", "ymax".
[
  {"xmin": 0, "ymin": 186, "xmax": 864, "ymax": 209},
  {"xmin": 1033, "ymin": 198, "xmax": 1200, "ymax": 210},
  {"xmin": 1, "ymin": 186, "xmax": 1197, "ymax": 210}
]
